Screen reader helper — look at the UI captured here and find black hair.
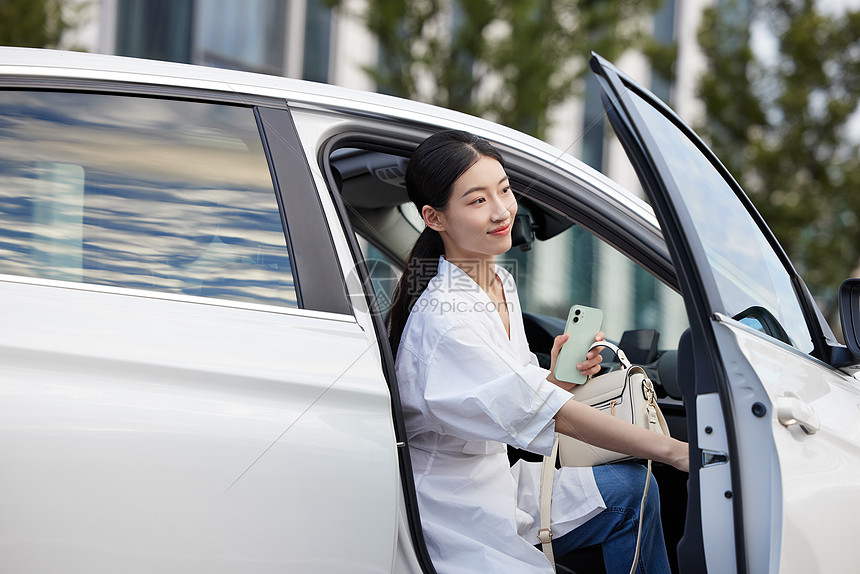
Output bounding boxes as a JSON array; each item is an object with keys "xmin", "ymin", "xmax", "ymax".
[{"xmin": 387, "ymin": 129, "xmax": 505, "ymax": 354}]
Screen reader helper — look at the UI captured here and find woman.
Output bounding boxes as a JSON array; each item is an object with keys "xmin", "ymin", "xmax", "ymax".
[{"xmin": 390, "ymin": 130, "xmax": 689, "ymax": 573}]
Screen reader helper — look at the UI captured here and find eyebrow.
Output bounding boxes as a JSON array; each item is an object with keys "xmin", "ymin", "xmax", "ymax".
[{"xmin": 460, "ymin": 176, "xmax": 510, "ymax": 199}]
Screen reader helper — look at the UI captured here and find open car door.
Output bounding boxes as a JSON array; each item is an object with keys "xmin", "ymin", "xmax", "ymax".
[{"xmin": 590, "ymin": 54, "xmax": 860, "ymax": 574}]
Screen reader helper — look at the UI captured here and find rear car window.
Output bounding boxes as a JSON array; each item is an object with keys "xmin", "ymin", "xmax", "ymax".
[{"xmin": 0, "ymin": 91, "xmax": 296, "ymax": 308}]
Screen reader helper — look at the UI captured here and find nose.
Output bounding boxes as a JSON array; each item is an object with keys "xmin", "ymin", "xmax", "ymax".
[{"xmin": 491, "ymin": 193, "xmax": 516, "ymax": 222}]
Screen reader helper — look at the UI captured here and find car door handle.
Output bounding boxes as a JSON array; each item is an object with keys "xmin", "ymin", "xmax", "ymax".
[{"xmin": 776, "ymin": 396, "xmax": 820, "ymax": 435}]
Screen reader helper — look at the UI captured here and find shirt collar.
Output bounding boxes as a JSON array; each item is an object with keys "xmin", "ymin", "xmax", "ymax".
[{"xmin": 436, "ymin": 255, "xmax": 518, "ymax": 343}]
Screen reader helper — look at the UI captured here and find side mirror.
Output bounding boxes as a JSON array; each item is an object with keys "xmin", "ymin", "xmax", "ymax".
[
  {"xmin": 510, "ymin": 211, "xmax": 537, "ymax": 252},
  {"xmin": 838, "ymin": 278, "xmax": 860, "ymax": 356}
]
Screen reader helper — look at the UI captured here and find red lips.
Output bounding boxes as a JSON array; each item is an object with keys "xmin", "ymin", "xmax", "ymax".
[{"xmin": 488, "ymin": 222, "xmax": 512, "ymax": 235}]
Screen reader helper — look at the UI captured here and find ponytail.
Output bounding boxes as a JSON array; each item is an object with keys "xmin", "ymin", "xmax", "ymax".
[
  {"xmin": 388, "ymin": 129, "xmax": 504, "ymax": 356},
  {"xmin": 388, "ymin": 227, "xmax": 445, "ymax": 355}
]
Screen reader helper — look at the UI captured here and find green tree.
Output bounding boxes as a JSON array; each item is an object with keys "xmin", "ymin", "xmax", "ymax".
[
  {"xmin": 0, "ymin": 0, "xmax": 72, "ymax": 47},
  {"xmin": 327, "ymin": 0, "xmax": 666, "ymax": 139},
  {"xmin": 697, "ymin": 0, "xmax": 860, "ymax": 315}
]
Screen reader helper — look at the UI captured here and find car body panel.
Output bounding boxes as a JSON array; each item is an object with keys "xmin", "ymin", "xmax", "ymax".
[
  {"xmin": 1, "ymin": 46, "xmax": 859, "ymax": 574},
  {"xmin": 0, "ymin": 46, "xmax": 406, "ymax": 572},
  {"xmin": 0, "ymin": 275, "xmax": 400, "ymax": 573}
]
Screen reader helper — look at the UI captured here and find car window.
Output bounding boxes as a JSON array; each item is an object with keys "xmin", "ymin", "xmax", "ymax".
[
  {"xmin": 0, "ymin": 91, "xmax": 296, "ymax": 308},
  {"xmin": 355, "ymin": 221, "xmax": 687, "ymax": 353},
  {"xmin": 621, "ymin": 88, "xmax": 813, "ymax": 353},
  {"xmin": 505, "ymin": 224, "xmax": 688, "ymax": 351},
  {"xmin": 355, "ymin": 235, "xmax": 402, "ymax": 319},
  {"xmin": 332, "ymin": 145, "xmax": 686, "ymax": 353}
]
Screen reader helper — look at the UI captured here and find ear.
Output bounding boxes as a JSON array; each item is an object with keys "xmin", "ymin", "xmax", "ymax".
[{"xmin": 422, "ymin": 205, "xmax": 447, "ymax": 232}]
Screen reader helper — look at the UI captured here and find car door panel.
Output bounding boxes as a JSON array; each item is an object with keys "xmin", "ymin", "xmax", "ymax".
[
  {"xmin": 716, "ymin": 318, "xmax": 860, "ymax": 573},
  {"xmin": 0, "ymin": 278, "xmax": 399, "ymax": 573},
  {"xmin": 0, "ymin": 86, "xmax": 404, "ymax": 572},
  {"xmin": 710, "ymin": 321, "xmax": 785, "ymax": 574},
  {"xmin": 591, "ymin": 53, "xmax": 860, "ymax": 572}
]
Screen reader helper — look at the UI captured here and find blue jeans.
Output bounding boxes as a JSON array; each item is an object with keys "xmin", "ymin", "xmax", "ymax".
[{"xmin": 551, "ymin": 463, "xmax": 671, "ymax": 574}]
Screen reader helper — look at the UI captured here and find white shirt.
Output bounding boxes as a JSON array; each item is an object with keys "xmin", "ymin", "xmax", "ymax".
[{"xmin": 396, "ymin": 257, "xmax": 604, "ymax": 573}]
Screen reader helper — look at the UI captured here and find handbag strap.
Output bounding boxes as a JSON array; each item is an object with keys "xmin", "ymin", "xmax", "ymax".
[
  {"xmin": 540, "ymin": 436, "xmax": 652, "ymax": 574},
  {"xmin": 539, "ymin": 434, "xmax": 558, "ymax": 572},
  {"xmin": 588, "ymin": 339, "xmax": 631, "ymax": 370},
  {"xmin": 642, "ymin": 377, "xmax": 671, "ymax": 436},
  {"xmin": 540, "ymin": 344, "xmax": 661, "ymax": 572},
  {"xmin": 630, "ymin": 459, "xmax": 652, "ymax": 573}
]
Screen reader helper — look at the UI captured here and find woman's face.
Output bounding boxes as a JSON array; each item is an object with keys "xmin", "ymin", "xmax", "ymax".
[{"xmin": 424, "ymin": 155, "xmax": 518, "ymax": 262}]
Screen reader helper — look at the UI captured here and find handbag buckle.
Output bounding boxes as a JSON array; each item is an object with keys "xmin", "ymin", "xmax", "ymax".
[
  {"xmin": 538, "ymin": 527, "xmax": 553, "ymax": 544},
  {"xmin": 641, "ymin": 379, "xmax": 656, "ymax": 401}
]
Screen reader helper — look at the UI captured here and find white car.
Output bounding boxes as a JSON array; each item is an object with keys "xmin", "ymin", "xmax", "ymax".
[{"xmin": 0, "ymin": 47, "xmax": 858, "ymax": 574}]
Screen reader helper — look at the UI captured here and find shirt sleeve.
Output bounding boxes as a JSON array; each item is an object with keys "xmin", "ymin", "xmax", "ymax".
[{"xmin": 421, "ymin": 322, "xmax": 573, "ymax": 455}]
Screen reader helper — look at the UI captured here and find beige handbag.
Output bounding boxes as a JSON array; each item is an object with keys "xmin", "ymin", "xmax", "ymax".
[
  {"xmin": 555, "ymin": 340, "xmax": 669, "ymax": 467},
  {"xmin": 538, "ymin": 340, "xmax": 670, "ymax": 573}
]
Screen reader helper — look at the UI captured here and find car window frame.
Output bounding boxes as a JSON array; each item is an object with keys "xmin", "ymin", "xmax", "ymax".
[
  {"xmin": 257, "ymin": 105, "xmax": 351, "ymax": 315},
  {"xmin": 590, "ymin": 53, "xmax": 757, "ymax": 574},
  {"xmin": 318, "ymin": 123, "xmax": 696, "ymax": 574},
  {"xmin": 588, "ymin": 55, "xmax": 831, "ymax": 363},
  {"xmin": 318, "ymin": 128, "xmax": 441, "ymax": 574}
]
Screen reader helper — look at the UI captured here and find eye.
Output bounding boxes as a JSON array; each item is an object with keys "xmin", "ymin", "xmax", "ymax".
[
  {"xmin": 501, "ymin": 186, "xmax": 511, "ymax": 194},
  {"xmin": 471, "ymin": 197, "xmax": 486, "ymax": 205}
]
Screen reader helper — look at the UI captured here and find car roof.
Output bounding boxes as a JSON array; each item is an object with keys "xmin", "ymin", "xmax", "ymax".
[{"xmin": 0, "ymin": 46, "xmax": 658, "ymax": 228}]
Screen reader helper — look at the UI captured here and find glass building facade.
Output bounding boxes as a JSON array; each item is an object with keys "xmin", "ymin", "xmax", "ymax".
[{"xmin": 115, "ymin": 0, "xmax": 331, "ymax": 79}]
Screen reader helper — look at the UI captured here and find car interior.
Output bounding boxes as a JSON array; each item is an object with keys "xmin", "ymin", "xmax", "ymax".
[{"xmin": 326, "ymin": 143, "xmax": 690, "ymax": 573}]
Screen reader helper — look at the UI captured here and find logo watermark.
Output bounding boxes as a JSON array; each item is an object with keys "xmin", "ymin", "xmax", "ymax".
[
  {"xmin": 412, "ymin": 297, "xmax": 514, "ymax": 315},
  {"xmin": 345, "ymin": 256, "xmax": 520, "ymax": 319}
]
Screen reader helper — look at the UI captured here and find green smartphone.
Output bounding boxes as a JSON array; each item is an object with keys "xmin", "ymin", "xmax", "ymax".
[{"xmin": 553, "ymin": 305, "xmax": 604, "ymax": 385}]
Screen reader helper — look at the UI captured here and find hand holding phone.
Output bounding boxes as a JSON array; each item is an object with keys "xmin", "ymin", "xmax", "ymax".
[{"xmin": 553, "ymin": 305, "xmax": 604, "ymax": 385}]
